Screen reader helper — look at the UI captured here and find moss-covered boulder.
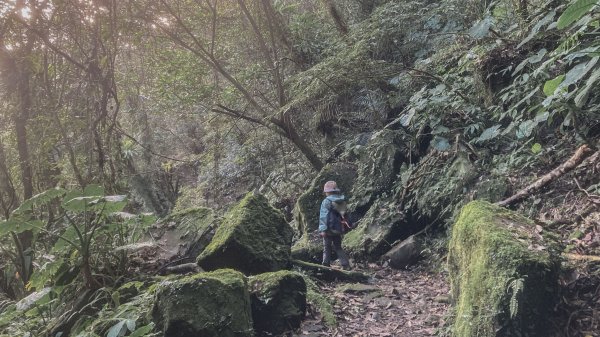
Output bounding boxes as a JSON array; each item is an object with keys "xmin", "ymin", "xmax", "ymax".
[
  {"xmin": 290, "ymin": 231, "xmax": 323, "ymax": 263},
  {"xmin": 152, "ymin": 269, "xmax": 253, "ymax": 337},
  {"xmin": 249, "ymin": 271, "xmax": 307, "ymax": 336},
  {"xmin": 447, "ymin": 201, "xmax": 559, "ymax": 337},
  {"xmin": 197, "ymin": 193, "xmax": 293, "ymax": 275},
  {"xmin": 344, "ymin": 197, "xmax": 410, "ymax": 259},
  {"xmin": 404, "ymin": 152, "xmax": 479, "ymax": 224},
  {"xmin": 350, "ymin": 129, "xmax": 410, "ymax": 214}
]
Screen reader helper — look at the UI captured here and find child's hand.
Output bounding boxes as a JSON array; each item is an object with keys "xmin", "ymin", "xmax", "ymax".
[{"xmin": 319, "ymin": 232, "xmax": 327, "ymax": 237}]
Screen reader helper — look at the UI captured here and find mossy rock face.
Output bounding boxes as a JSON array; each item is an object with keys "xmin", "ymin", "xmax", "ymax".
[
  {"xmin": 344, "ymin": 197, "xmax": 409, "ymax": 259},
  {"xmin": 405, "ymin": 152, "xmax": 479, "ymax": 224},
  {"xmin": 291, "ymin": 231, "xmax": 323, "ymax": 263},
  {"xmin": 447, "ymin": 201, "xmax": 559, "ymax": 337},
  {"xmin": 141, "ymin": 207, "xmax": 217, "ymax": 268},
  {"xmin": 152, "ymin": 269, "xmax": 253, "ymax": 337},
  {"xmin": 350, "ymin": 130, "xmax": 409, "ymax": 214},
  {"xmin": 293, "ymin": 163, "xmax": 357, "ymax": 235},
  {"xmin": 157, "ymin": 207, "xmax": 218, "ymax": 258},
  {"xmin": 249, "ymin": 271, "xmax": 307, "ymax": 336},
  {"xmin": 303, "ymin": 276, "xmax": 336, "ymax": 327},
  {"xmin": 473, "ymin": 176, "xmax": 509, "ymax": 202},
  {"xmin": 197, "ymin": 193, "xmax": 293, "ymax": 275}
]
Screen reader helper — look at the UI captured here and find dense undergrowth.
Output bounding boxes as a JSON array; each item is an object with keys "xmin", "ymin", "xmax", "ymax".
[{"xmin": 0, "ymin": 0, "xmax": 599, "ymax": 336}]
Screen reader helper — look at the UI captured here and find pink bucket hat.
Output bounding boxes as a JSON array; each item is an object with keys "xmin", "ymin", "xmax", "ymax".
[{"xmin": 323, "ymin": 181, "xmax": 340, "ymax": 193}]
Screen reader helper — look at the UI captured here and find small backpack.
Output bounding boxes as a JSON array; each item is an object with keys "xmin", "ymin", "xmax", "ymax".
[{"xmin": 326, "ymin": 200, "xmax": 353, "ymax": 235}]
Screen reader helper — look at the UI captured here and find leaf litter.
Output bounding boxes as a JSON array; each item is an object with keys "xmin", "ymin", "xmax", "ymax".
[{"xmin": 295, "ymin": 264, "xmax": 449, "ymax": 337}]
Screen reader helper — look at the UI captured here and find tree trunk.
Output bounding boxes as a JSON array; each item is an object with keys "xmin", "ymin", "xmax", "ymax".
[
  {"xmin": 0, "ymin": 140, "xmax": 18, "ymax": 219},
  {"xmin": 14, "ymin": 74, "xmax": 34, "ymax": 201},
  {"xmin": 322, "ymin": 0, "xmax": 349, "ymax": 35},
  {"xmin": 272, "ymin": 113, "xmax": 324, "ymax": 171}
]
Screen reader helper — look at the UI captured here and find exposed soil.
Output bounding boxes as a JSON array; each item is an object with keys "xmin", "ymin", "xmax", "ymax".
[{"xmin": 297, "ymin": 264, "xmax": 450, "ymax": 337}]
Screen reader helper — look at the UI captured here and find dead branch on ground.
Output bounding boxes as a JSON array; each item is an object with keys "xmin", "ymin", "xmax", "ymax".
[{"xmin": 497, "ymin": 145, "xmax": 596, "ymax": 207}]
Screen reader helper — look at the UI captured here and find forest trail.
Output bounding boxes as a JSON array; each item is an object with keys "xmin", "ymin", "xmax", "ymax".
[{"xmin": 298, "ymin": 265, "xmax": 450, "ymax": 337}]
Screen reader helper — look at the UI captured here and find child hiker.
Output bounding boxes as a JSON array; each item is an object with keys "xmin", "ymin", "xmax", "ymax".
[{"xmin": 318, "ymin": 181, "xmax": 353, "ymax": 270}]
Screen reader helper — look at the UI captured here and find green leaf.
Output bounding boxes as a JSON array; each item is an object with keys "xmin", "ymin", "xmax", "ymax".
[
  {"xmin": 517, "ymin": 120, "xmax": 538, "ymax": 138},
  {"xmin": 477, "ymin": 124, "xmax": 502, "ymax": 142},
  {"xmin": 84, "ymin": 184, "xmax": 105, "ymax": 197},
  {"xmin": 14, "ymin": 188, "xmax": 67, "ymax": 214},
  {"xmin": 129, "ymin": 323, "xmax": 154, "ymax": 337},
  {"xmin": 543, "ymin": 75, "xmax": 565, "ymax": 96},
  {"xmin": 575, "ymin": 67, "xmax": 600, "ymax": 107},
  {"xmin": 125, "ymin": 319, "xmax": 136, "ymax": 332},
  {"xmin": 531, "ymin": 143, "xmax": 543, "ymax": 154},
  {"xmin": 63, "ymin": 196, "xmax": 103, "ymax": 212},
  {"xmin": 99, "ymin": 195, "xmax": 127, "ymax": 214},
  {"xmin": 517, "ymin": 10, "xmax": 556, "ymax": 48},
  {"xmin": 52, "ymin": 226, "xmax": 80, "ymax": 252},
  {"xmin": 107, "ymin": 320, "xmax": 127, "ymax": 337},
  {"xmin": 557, "ymin": 0, "xmax": 599, "ymax": 29},
  {"xmin": 469, "ymin": 16, "xmax": 494, "ymax": 38},
  {"xmin": 431, "ymin": 136, "xmax": 451, "ymax": 151},
  {"xmin": 0, "ymin": 218, "xmax": 43, "ymax": 236}
]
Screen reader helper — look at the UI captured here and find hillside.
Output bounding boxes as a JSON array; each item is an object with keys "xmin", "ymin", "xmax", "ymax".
[{"xmin": 0, "ymin": 0, "xmax": 599, "ymax": 336}]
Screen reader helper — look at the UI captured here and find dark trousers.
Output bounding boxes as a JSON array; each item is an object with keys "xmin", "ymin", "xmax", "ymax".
[{"xmin": 322, "ymin": 235, "xmax": 349, "ymax": 267}]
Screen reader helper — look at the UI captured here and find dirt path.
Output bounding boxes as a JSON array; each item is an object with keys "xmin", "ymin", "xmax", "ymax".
[{"xmin": 298, "ymin": 265, "xmax": 450, "ymax": 337}]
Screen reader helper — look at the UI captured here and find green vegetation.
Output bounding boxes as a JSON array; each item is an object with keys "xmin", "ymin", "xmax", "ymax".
[{"xmin": 0, "ymin": 0, "xmax": 599, "ymax": 335}]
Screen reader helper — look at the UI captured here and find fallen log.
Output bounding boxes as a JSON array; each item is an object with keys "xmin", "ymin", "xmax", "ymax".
[
  {"xmin": 564, "ymin": 253, "xmax": 600, "ymax": 262},
  {"xmin": 291, "ymin": 260, "xmax": 370, "ymax": 283},
  {"xmin": 497, "ymin": 145, "xmax": 595, "ymax": 207}
]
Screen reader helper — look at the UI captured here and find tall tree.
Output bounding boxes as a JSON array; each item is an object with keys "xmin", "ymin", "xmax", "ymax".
[{"xmin": 139, "ymin": 0, "xmax": 324, "ymax": 171}]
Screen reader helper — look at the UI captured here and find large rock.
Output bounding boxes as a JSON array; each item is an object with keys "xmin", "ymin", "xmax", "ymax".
[
  {"xmin": 343, "ymin": 197, "xmax": 410, "ymax": 259},
  {"xmin": 197, "ymin": 193, "xmax": 293, "ymax": 275},
  {"xmin": 404, "ymin": 152, "xmax": 479, "ymax": 225},
  {"xmin": 447, "ymin": 201, "xmax": 559, "ymax": 337},
  {"xmin": 350, "ymin": 129, "xmax": 410, "ymax": 214},
  {"xmin": 129, "ymin": 207, "xmax": 217, "ymax": 272},
  {"xmin": 290, "ymin": 231, "xmax": 324, "ymax": 263},
  {"xmin": 249, "ymin": 271, "xmax": 307, "ymax": 336},
  {"xmin": 383, "ymin": 235, "xmax": 421, "ymax": 269},
  {"xmin": 152, "ymin": 269, "xmax": 253, "ymax": 337}
]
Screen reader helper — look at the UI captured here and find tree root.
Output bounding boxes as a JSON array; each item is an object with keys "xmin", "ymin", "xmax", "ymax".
[{"xmin": 291, "ymin": 260, "xmax": 370, "ymax": 283}]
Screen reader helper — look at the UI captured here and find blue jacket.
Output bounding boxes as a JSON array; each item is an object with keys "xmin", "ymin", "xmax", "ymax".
[{"xmin": 318, "ymin": 194, "xmax": 346, "ymax": 233}]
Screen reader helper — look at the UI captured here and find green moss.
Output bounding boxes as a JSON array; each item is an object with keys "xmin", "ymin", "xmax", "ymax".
[
  {"xmin": 569, "ymin": 230, "xmax": 584, "ymax": 240},
  {"xmin": 152, "ymin": 269, "xmax": 253, "ymax": 337},
  {"xmin": 335, "ymin": 283, "xmax": 381, "ymax": 295},
  {"xmin": 447, "ymin": 201, "xmax": 559, "ymax": 337},
  {"xmin": 302, "ymin": 276, "xmax": 336, "ymax": 327},
  {"xmin": 249, "ymin": 271, "xmax": 307, "ymax": 336},
  {"xmin": 291, "ymin": 232, "xmax": 322, "ymax": 262},
  {"xmin": 343, "ymin": 197, "xmax": 406, "ymax": 259},
  {"xmin": 198, "ymin": 193, "xmax": 293, "ymax": 275}
]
